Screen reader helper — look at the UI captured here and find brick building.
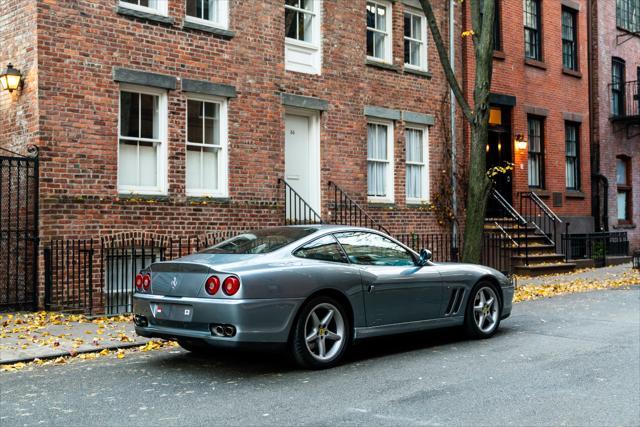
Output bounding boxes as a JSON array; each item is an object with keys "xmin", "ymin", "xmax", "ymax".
[
  {"xmin": 590, "ymin": 0, "xmax": 640, "ymax": 251},
  {"xmin": 462, "ymin": 0, "xmax": 593, "ymax": 230},
  {"xmin": 1, "ymin": 0, "xmax": 463, "ymax": 309}
]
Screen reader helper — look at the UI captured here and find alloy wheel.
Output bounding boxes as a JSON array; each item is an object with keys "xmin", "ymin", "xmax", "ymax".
[
  {"xmin": 304, "ymin": 302, "xmax": 345, "ymax": 361},
  {"xmin": 473, "ymin": 286, "xmax": 499, "ymax": 334}
]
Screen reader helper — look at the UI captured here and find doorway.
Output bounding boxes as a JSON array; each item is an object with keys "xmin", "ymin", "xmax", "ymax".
[
  {"xmin": 284, "ymin": 110, "xmax": 321, "ymax": 214},
  {"xmin": 486, "ymin": 105, "xmax": 513, "ymax": 216}
]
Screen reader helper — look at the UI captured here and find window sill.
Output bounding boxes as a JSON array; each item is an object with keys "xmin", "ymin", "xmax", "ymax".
[
  {"xmin": 565, "ymin": 190, "xmax": 585, "ymax": 199},
  {"xmin": 183, "ymin": 20, "xmax": 234, "ymax": 38},
  {"xmin": 187, "ymin": 196, "xmax": 231, "ymax": 204},
  {"xmin": 117, "ymin": 193, "xmax": 170, "ymax": 202},
  {"xmin": 403, "ymin": 68, "xmax": 432, "ymax": 79},
  {"xmin": 524, "ymin": 58, "xmax": 547, "ymax": 70},
  {"xmin": 493, "ymin": 50, "xmax": 506, "ymax": 60},
  {"xmin": 406, "ymin": 199, "xmax": 430, "ymax": 207},
  {"xmin": 613, "ymin": 223, "xmax": 636, "ymax": 230},
  {"xmin": 367, "ymin": 198, "xmax": 395, "ymax": 207},
  {"xmin": 116, "ymin": 6, "xmax": 174, "ymax": 25},
  {"xmin": 562, "ymin": 68, "xmax": 582, "ymax": 78},
  {"xmin": 366, "ymin": 59, "xmax": 399, "ymax": 72}
]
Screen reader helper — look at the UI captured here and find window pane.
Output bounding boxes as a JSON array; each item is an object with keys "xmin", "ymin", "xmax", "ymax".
[
  {"xmin": 410, "ymin": 41, "xmax": 421, "ymax": 66},
  {"xmin": 616, "ymin": 158, "xmax": 627, "ymax": 184},
  {"xmin": 118, "ymin": 140, "xmax": 138, "ymax": 186},
  {"xmin": 186, "ymin": 146, "xmax": 201, "ymax": 189},
  {"xmin": 299, "ymin": 10, "xmax": 313, "ymax": 42},
  {"xmin": 335, "ymin": 232, "xmax": 415, "ymax": 266},
  {"xmin": 617, "ymin": 192, "xmax": 628, "ymax": 220},
  {"xmin": 285, "ymin": 8, "xmax": 297, "ymax": 39},
  {"xmin": 203, "ymin": 102, "xmax": 219, "ymax": 145},
  {"xmin": 187, "ymin": 100, "xmax": 203, "ymax": 143},
  {"xmin": 202, "ymin": 147, "xmax": 219, "ymax": 190},
  {"xmin": 120, "ymin": 91, "xmax": 139, "ymax": 138},
  {"xmin": 367, "ymin": 30, "xmax": 374, "ymax": 56},
  {"xmin": 366, "ymin": 3, "xmax": 376, "ymax": 28},
  {"xmin": 294, "ymin": 235, "xmax": 348, "ymax": 263},
  {"xmin": 301, "ymin": 0, "xmax": 313, "ymax": 11},
  {"xmin": 140, "ymin": 94, "xmax": 157, "ymax": 139},
  {"xmin": 186, "ymin": 0, "xmax": 197, "ymax": 17},
  {"xmin": 374, "ymin": 32, "xmax": 385, "ymax": 58},
  {"xmin": 139, "ymin": 141, "xmax": 157, "ymax": 186},
  {"xmin": 412, "ymin": 15, "xmax": 421, "ymax": 38},
  {"xmin": 376, "ymin": 5, "xmax": 387, "ymax": 31},
  {"xmin": 404, "ymin": 13, "xmax": 411, "ymax": 38}
]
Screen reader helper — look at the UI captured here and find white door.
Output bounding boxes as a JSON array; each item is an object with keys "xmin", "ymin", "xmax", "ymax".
[{"xmin": 285, "ymin": 113, "xmax": 320, "ymax": 216}]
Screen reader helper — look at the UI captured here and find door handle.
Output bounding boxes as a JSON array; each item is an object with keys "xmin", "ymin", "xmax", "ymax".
[{"xmin": 368, "ymin": 285, "xmax": 375, "ymax": 294}]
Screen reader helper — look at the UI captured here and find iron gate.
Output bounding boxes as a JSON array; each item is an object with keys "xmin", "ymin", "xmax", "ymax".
[{"xmin": 0, "ymin": 147, "xmax": 39, "ymax": 311}]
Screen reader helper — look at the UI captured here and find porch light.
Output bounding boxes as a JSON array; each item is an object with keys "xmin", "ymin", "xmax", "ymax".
[
  {"xmin": 515, "ymin": 134, "xmax": 527, "ymax": 151},
  {"xmin": 0, "ymin": 64, "xmax": 23, "ymax": 92}
]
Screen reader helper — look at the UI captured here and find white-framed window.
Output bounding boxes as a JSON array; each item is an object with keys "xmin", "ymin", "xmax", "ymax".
[
  {"xmin": 366, "ymin": 0, "xmax": 393, "ymax": 63},
  {"xmin": 285, "ymin": 0, "xmax": 322, "ymax": 74},
  {"xmin": 119, "ymin": 0, "xmax": 168, "ymax": 16},
  {"xmin": 185, "ymin": 0, "xmax": 229, "ymax": 29},
  {"xmin": 403, "ymin": 9, "xmax": 428, "ymax": 71},
  {"xmin": 185, "ymin": 95, "xmax": 228, "ymax": 197},
  {"xmin": 367, "ymin": 121, "xmax": 394, "ymax": 203},
  {"xmin": 118, "ymin": 84, "xmax": 168, "ymax": 195},
  {"xmin": 405, "ymin": 126, "xmax": 429, "ymax": 203}
]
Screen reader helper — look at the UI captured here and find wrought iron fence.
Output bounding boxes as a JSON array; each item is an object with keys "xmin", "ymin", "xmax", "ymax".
[
  {"xmin": 0, "ymin": 148, "xmax": 39, "ymax": 312},
  {"xmin": 561, "ymin": 231, "xmax": 629, "ymax": 268},
  {"xmin": 44, "ymin": 231, "xmax": 235, "ymax": 315},
  {"xmin": 280, "ymin": 178, "xmax": 322, "ymax": 225},
  {"xmin": 396, "ymin": 233, "xmax": 461, "ymax": 263},
  {"xmin": 328, "ymin": 181, "xmax": 390, "ymax": 234}
]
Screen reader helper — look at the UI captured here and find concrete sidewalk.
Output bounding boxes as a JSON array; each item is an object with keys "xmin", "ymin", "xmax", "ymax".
[
  {"xmin": 0, "ymin": 312, "xmax": 149, "ymax": 365},
  {"xmin": 516, "ymin": 262, "xmax": 637, "ymax": 286}
]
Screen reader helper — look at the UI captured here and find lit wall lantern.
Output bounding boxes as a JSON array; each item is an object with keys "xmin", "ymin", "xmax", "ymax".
[
  {"xmin": 515, "ymin": 133, "xmax": 527, "ymax": 151},
  {"xmin": 0, "ymin": 64, "xmax": 23, "ymax": 93}
]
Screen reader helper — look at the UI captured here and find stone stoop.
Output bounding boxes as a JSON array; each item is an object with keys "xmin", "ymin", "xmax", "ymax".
[{"xmin": 484, "ymin": 218, "xmax": 576, "ymax": 277}]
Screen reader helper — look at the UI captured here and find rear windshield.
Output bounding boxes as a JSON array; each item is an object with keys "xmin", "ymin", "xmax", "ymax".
[{"xmin": 200, "ymin": 227, "xmax": 318, "ymax": 254}]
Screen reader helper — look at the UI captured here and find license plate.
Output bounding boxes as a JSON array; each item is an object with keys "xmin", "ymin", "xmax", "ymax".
[{"xmin": 151, "ymin": 303, "xmax": 194, "ymax": 322}]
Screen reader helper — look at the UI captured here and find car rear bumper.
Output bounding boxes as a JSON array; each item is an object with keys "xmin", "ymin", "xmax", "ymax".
[{"xmin": 132, "ymin": 294, "xmax": 304, "ymax": 345}]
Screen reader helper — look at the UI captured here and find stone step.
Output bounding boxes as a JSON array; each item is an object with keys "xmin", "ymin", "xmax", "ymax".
[
  {"xmin": 511, "ymin": 253, "xmax": 566, "ymax": 266},
  {"xmin": 514, "ymin": 262, "xmax": 577, "ymax": 277}
]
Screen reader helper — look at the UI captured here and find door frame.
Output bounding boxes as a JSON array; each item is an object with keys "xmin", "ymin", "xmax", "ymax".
[{"xmin": 284, "ymin": 107, "xmax": 322, "ymax": 213}]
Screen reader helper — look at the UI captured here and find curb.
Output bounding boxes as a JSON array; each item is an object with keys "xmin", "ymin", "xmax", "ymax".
[{"xmin": 1, "ymin": 340, "xmax": 151, "ymax": 366}]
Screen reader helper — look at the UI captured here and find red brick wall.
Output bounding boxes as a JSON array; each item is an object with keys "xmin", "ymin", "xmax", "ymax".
[
  {"xmin": 30, "ymin": 0, "xmax": 462, "ymax": 244},
  {"xmin": 0, "ymin": 0, "xmax": 39, "ymax": 154},
  {"xmin": 592, "ymin": 0, "xmax": 640, "ymax": 251},
  {"xmin": 462, "ymin": 0, "xmax": 592, "ymax": 223}
]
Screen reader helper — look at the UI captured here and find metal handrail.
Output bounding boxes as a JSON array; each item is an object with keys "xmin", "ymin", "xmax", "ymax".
[
  {"xmin": 526, "ymin": 191, "xmax": 562, "ymax": 223},
  {"xmin": 328, "ymin": 181, "xmax": 390, "ymax": 234},
  {"xmin": 490, "ymin": 189, "xmax": 527, "ymax": 226},
  {"xmin": 279, "ymin": 178, "xmax": 323, "ymax": 225},
  {"xmin": 519, "ymin": 192, "xmax": 561, "ymax": 247}
]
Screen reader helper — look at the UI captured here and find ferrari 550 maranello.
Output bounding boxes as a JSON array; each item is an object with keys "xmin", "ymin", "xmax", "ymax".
[{"xmin": 133, "ymin": 225, "xmax": 514, "ymax": 369}]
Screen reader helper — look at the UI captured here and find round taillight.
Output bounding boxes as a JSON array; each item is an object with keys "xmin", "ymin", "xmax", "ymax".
[
  {"xmin": 142, "ymin": 274, "xmax": 151, "ymax": 291},
  {"xmin": 135, "ymin": 274, "xmax": 143, "ymax": 291},
  {"xmin": 223, "ymin": 276, "xmax": 240, "ymax": 296},
  {"xmin": 205, "ymin": 276, "xmax": 220, "ymax": 295}
]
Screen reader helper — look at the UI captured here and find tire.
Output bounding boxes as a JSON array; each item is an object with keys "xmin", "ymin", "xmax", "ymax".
[
  {"xmin": 464, "ymin": 281, "xmax": 502, "ymax": 339},
  {"xmin": 177, "ymin": 338, "xmax": 211, "ymax": 354},
  {"xmin": 290, "ymin": 296, "xmax": 351, "ymax": 369}
]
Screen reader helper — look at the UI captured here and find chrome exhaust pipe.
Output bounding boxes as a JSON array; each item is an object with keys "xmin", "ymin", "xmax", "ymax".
[
  {"xmin": 213, "ymin": 325, "xmax": 225, "ymax": 337},
  {"xmin": 223, "ymin": 325, "xmax": 236, "ymax": 337}
]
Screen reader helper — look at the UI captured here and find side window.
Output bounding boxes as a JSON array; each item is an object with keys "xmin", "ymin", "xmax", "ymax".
[
  {"xmin": 334, "ymin": 232, "xmax": 415, "ymax": 267},
  {"xmin": 294, "ymin": 235, "xmax": 348, "ymax": 263}
]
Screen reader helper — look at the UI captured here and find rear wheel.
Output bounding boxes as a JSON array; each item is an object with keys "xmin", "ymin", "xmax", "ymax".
[
  {"xmin": 464, "ymin": 281, "xmax": 502, "ymax": 339},
  {"xmin": 177, "ymin": 338, "xmax": 211, "ymax": 354},
  {"xmin": 291, "ymin": 296, "xmax": 351, "ymax": 369}
]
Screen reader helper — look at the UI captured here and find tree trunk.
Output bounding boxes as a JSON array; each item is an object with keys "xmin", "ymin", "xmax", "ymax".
[{"xmin": 462, "ymin": 122, "xmax": 492, "ymax": 264}]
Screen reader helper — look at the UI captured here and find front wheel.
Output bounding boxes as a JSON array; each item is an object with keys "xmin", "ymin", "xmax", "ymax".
[
  {"xmin": 464, "ymin": 282, "xmax": 502, "ymax": 339},
  {"xmin": 291, "ymin": 296, "xmax": 351, "ymax": 369}
]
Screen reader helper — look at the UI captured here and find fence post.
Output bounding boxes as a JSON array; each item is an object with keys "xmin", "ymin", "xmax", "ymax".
[
  {"xmin": 44, "ymin": 246, "xmax": 52, "ymax": 311},
  {"xmin": 88, "ymin": 243, "xmax": 94, "ymax": 316},
  {"xmin": 564, "ymin": 222, "xmax": 570, "ymax": 262}
]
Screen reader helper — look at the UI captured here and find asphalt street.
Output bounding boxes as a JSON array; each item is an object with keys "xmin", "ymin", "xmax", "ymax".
[{"xmin": 2, "ymin": 287, "xmax": 639, "ymax": 426}]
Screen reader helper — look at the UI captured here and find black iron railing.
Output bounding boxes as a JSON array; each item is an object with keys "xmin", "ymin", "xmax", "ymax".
[
  {"xmin": 0, "ymin": 147, "xmax": 39, "ymax": 312},
  {"xmin": 328, "ymin": 181, "xmax": 389, "ymax": 234},
  {"xmin": 609, "ymin": 80, "xmax": 640, "ymax": 121},
  {"xmin": 561, "ymin": 229, "xmax": 629, "ymax": 268},
  {"xmin": 44, "ymin": 231, "xmax": 236, "ymax": 315},
  {"xmin": 396, "ymin": 233, "xmax": 461, "ymax": 263},
  {"xmin": 279, "ymin": 178, "xmax": 322, "ymax": 225},
  {"xmin": 519, "ymin": 191, "xmax": 562, "ymax": 247},
  {"xmin": 488, "ymin": 189, "xmax": 530, "ymax": 264}
]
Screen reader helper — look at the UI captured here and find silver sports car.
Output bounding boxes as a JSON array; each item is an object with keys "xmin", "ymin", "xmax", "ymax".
[{"xmin": 133, "ymin": 225, "xmax": 514, "ymax": 369}]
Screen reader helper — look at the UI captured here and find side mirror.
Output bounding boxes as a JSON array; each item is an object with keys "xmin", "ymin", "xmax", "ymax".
[{"xmin": 418, "ymin": 249, "xmax": 432, "ymax": 266}]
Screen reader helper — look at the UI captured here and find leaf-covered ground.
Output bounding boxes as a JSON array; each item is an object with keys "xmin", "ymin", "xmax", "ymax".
[{"xmin": 2, "ymin": 268, "xmax": 639, "ymax": 372}]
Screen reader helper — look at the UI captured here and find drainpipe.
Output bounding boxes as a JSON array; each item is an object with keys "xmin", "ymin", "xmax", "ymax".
[
  {"xmin": 588, "ymin": 0, "xmax": 599, "ymax": 232},
  {"xmin": 449, "ymin": 0, "xmax": 458, "ymax": 257}
]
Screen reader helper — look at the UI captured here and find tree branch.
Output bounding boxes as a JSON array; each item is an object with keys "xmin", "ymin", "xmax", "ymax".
[{"xmin": 419, "ymin": 0, "xmax": 474, "ymax": 123}]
